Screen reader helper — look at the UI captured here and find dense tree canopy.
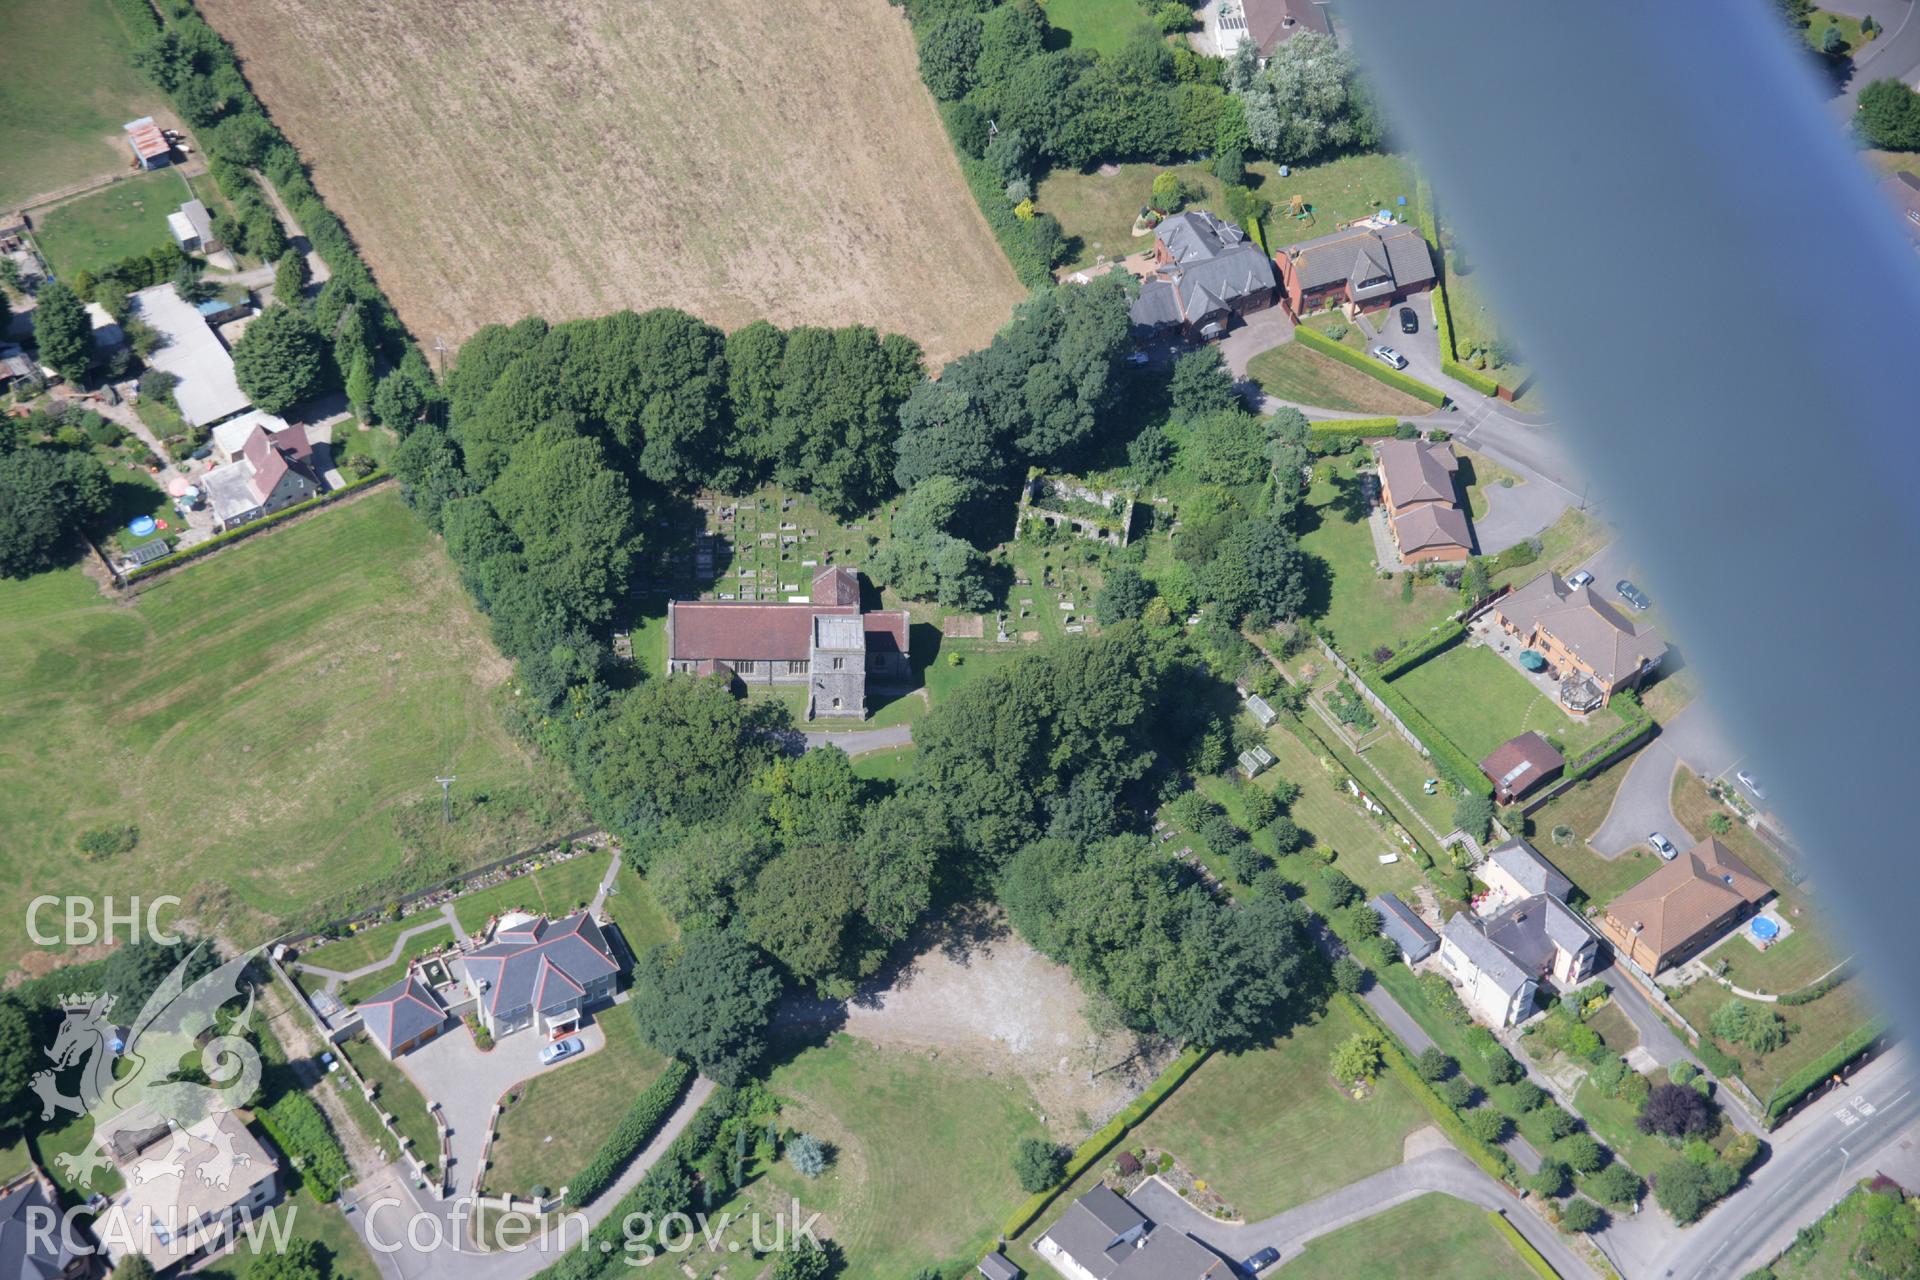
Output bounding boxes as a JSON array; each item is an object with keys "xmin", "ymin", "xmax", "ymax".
[
  {"xmin": 31, "ymin": 282, "xmax": 92, "ymax": 383},
  {"xmin": 231, "ymin": 304, "xmax": 333, "ymax": 414},
  {"xmin": 630, "ymin": 931, "xmax": 783, "ymax": 1086},
  {"xmin": 0, "ymin": 446, "xmax": 109, "ymax": 578}
]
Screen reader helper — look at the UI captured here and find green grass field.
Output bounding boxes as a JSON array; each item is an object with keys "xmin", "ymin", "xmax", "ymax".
[
  {"xmin": 1671, "ymin": 977, "xmax": 1879, "ymax": 1104},
  {"xmin": 755, "ymin": 1033, "xmax": 1047, "ymax": 1278},
  {"xmin": 1038, "ymin": 153, "xmax": 1418, "ymax": 271},
  {"xmin": 0, "ymin": 0, "xmax": 162, "ymax": 209},
  {"xmin": 1248, "ymin": 343, "xmax": 1434, "ymax": 416},
  {"xmin": 1389, "ymin": 642, "xmax": 1625, "ymax": 762},
  {"xmin": 0, "ymin": 490, "xmax": 581, "ymax": 965},
  {"xmin": 1132, "ymin": 999, "xmax": 1427, "ymax": 1219},
  {"xmin": 484, "ymin": 1009, "xmax": 670, "ymax": 1198},
  {"xmin": 1043, "ymin": 0, "xmax": 1156, "ymax": 54},
  {"xmin": 1280, "ymin": 1194, "xmax": 1543, "ymax": 1280},
  {"xmin": 32, "ymin": 168, "xmax": 193, "ymax": 278}
]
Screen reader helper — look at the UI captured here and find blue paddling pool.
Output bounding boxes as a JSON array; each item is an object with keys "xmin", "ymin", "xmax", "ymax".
[
  {"xmin": 1750, "ymin": 917, "xmax": 1779, "ymax": 942},
  {"xmin": 128, "ymin": 515, "xmax": 157, "ymax": 537}
]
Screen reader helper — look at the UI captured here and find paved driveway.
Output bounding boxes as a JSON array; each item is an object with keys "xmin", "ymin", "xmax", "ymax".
[
  {"xmin": 397, "ymin": 1016, "xmax": 610, "ymax": 1197},
  {"xmin": 1218, "ymin": 306, "xmax": 1295, "ymax": 379},
  {"xmin": 1125, "ymin": 1144, "xmax": 1594, "ymax": 1278},
  {"xmin": 1590, "ymin": 701, "xmax": 1740, "ymax": 856}
]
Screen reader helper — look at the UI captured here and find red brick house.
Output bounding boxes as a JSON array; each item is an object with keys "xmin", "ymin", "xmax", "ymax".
[{"xmin": 1274, "ymin": 222, "xmax": 1435, "ymax": 317}]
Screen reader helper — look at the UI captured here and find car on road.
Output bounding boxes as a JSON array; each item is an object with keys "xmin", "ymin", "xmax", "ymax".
[
  {"xmin": 539, "ymin": 1036, "xmax": 583, "ymax": 1066},
  {"xmin": 1370, "ymin": 344, "xmax": 1409, "ymax": 370},
  {"xmin": 1649, "ymin": 832, "xmax": 1678, "ymax": 860},
  {"xmin": 1398, "ymin": 306, "xmax": 1418, "ymax": 334},
  {"xmin": 1567, "ymin": 570, "xmax": 1595, "ymax": 589},
  {"xmin": 1736, "ymin": 769, "xmax": 1766, "ymax": 801},
  {"xmin": 1616, "ymin": 579, "xmax": 1651, "ymax": 610},
  {"xmin": 1241, "ymin": 1247, "xmax": 1280, "ymax": 1275}
]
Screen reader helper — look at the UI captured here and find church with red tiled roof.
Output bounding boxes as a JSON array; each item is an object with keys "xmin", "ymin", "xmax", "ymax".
[{"xmin": 664, "ymin": 565, "xmax": 908, "ymax": 719}]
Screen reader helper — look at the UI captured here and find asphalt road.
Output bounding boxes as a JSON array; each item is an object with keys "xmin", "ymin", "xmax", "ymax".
[
  {"xmin": 1590, "ymin": 701, "xmax": 1740, "ymax": 856},
  {"xmin": 1655, "ymin": 1050, "xmax": 1918, "ymax": 1279},
  {"xmin": 1834, "ymin": 0, "xmax": 1920, "ymax": 109}
]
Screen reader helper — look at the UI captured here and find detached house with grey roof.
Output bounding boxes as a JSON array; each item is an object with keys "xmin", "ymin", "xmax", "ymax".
[
  {"xmin": 1036, "ymin": 1185, "xmax": 1232, "ymax": 1280},
  {"xmin": 353, "ymin": 975, "xmax": 449, "ymax": 1058},
  {"xmin": 460, "ymin": 910, "xmax": 621, "ymax": 1039},
  {"xmin": 1439, "ymin": 837, "xmax": 1598, "ymax": 1027},
  {"xmin": 1274, "ymin": 221, "xmax": 1435, "ymax": 317},
  {"xmin": 1128, "ymin": 210, "xmax": 1277, "ymax": 341}
]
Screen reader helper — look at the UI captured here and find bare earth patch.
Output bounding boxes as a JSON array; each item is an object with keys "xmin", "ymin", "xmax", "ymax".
[
  {"xmin": 196, "ymin": 0, "xmax": 1025, "ymax": 365},
  {"xmin": 835, "ymin": 923, "xmax": 1167, "ymax": 1135}
]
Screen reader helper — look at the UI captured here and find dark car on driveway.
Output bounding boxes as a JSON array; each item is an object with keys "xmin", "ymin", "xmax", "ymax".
[
  {"xmin": 1398, "ymin": 306, "xmax": 1418, "ymax": 334},
  {"xmin": 1242, "ymin": 1247, "xmax": 1280, "ymax": 1275},
  {"xmin": 1615, "ymin": 579, "xmax": 1651, "ymax": 610}
]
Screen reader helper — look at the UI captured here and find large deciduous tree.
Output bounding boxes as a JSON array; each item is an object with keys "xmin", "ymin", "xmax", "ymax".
[
  {"xmin": 630, "ymin": 931, "xmax": 782, "ymax": 1086},
  {"xmin": 31, "ymin": 282, "xmax": 92, "ymax": 383},
  {"xmin": 231, "ymin": 303, "xmax": 333, "ymax": 414},
  {"xmin": 0, "ymin": 447, "xmax": 109, "ymax": 578}
]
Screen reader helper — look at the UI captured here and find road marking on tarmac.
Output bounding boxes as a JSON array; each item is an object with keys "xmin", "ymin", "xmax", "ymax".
[
  {"xmin": 1854, "ymin": 1094, "xmax": 1877, "ymax": 1116},
  {"xmin": 1838, "ymin": 1108, "xmax": 1859, "ymax": 1127}
]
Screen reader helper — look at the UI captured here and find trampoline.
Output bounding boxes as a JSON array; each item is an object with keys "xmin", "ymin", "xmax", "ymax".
[
  {"xmin": 1750, "ymin": 916, "xmax": 1780, "ymax": 942},
  {"xmin": 128, "ymin": 515, "xmax": 157, "ymax": 537}
]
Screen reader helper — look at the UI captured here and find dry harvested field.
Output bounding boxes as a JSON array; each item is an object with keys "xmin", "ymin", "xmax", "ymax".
[{"xmin": 198, "ymin": 0, "xmax": 1025, "ymax": 364}]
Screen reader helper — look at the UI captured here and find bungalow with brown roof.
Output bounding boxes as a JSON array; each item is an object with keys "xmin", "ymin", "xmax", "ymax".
[
  {"xmin": 1374, "ymin": 437, "xmax": 1472, "ymax": 564},
  {"xmin": 1491, "ymin": 572, "xmax": 1666, "ymax": 712},
  {"xmin": 1274, "ymin": 221, "xmax": 1435, "ymax": 317},
  {"xmin": 665, "ymin": 565, "xmax": 909, "ymax": 719},
  {"xmin": 1597, "ymin": 837, "xmax": 1772, "ymax": 974}
]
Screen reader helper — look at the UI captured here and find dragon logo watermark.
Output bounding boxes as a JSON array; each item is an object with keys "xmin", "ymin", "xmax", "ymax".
[{"xmin": 34, "ymin": 947, "xmax": 263, "ymax": 1193}]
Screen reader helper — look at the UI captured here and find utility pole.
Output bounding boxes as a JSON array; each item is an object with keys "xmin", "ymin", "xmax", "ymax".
[
  {"xmin": 433, "ymin": 336, "xmax": 450, "ymax": 378},
  {"xmin": 435, "ymin": 775, "xmax": 456, "ymax": 825}
]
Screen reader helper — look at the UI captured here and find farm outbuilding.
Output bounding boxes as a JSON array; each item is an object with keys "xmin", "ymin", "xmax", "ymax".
[
  {"xmin": 123, "ymin": 117, "xmax": 172, "ymax": 169},
  {"xmin": 168, "ymin": 199, "xmax": 216, "ymax": 252}
]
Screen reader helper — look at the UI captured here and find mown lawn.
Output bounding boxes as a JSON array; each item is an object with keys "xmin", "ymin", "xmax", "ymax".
[
  {"xmin": 453, "ymin": 853, "xmax": 611, "ymax": 935},
  {"xmin": 1389, "ymin": 642, "xmax": 1625, "ymax": 762},
  {"xmin": 33, "ymin": 168, "xmax": 192, "ymax": 278},
  {"xmin": 1523, "ymin": 761, "xmax": 1662, "ymax": 907},
  {"xmin": 1044, "ymin": 0, "xmax": 1156, "ymax": 54},
  {"xmin": 1491, "ymin": 506, "xmax": 1610, "ymax": 592},
  {"xmin": 1280, "ymin": 1193, "xmax": 1542, "ymax": 1280},
  {"xmin": 1248, "ymin": 343, "xmax": 1433, "ymax": 416},
  {"xmin": 0, "ymin": 489, "xmax": 581, "ymax": 968},
  {"xmin": 1132, "ymin": 999, "xmax": 1428, "ymax": 1219},
  {"xmin": 196, "ymin": 1184, "xmax": 381, "ymax": 1280},
  {"xmin": 849, "ymin": 745, "xmax": 919, "ymax": 785},
  {"xmin": 600, "ymin": 865, "xmax": 676, "ymax": 965},
  {"xmin": 1038, "ymin": 152, "xmax": 1419, "ymax": 271},
  {"xmin": 483, "ymin": 1009, "xmax": 671, "ymax": 1198},
  {"xmin": 337, "ymin": 924, "xmax": 456, "ymax": 1005},
  {"xmin": 757, "ymin": 1033, "xmax": 1047, "ymax": 1279},
  {"xmin": 298, "ymin": 913, "xmax": 440, "ymax": 977},
  {"xmin": 1573, "ymin": 1070, "xmax": 1677, "ymax": 1180},
  {"xmin": 1298, "ymin": 458, "xmax": 1458, "ymax": 656},
  {"xmin": 0, "ymin": 0, "xmax": 160, "ymax": 208}
]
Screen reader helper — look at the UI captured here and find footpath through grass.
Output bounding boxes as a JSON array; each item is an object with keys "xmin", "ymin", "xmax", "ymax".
[{"xmin": 0, "ymin": 489, "xmax": 580, "ymax": 966}]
